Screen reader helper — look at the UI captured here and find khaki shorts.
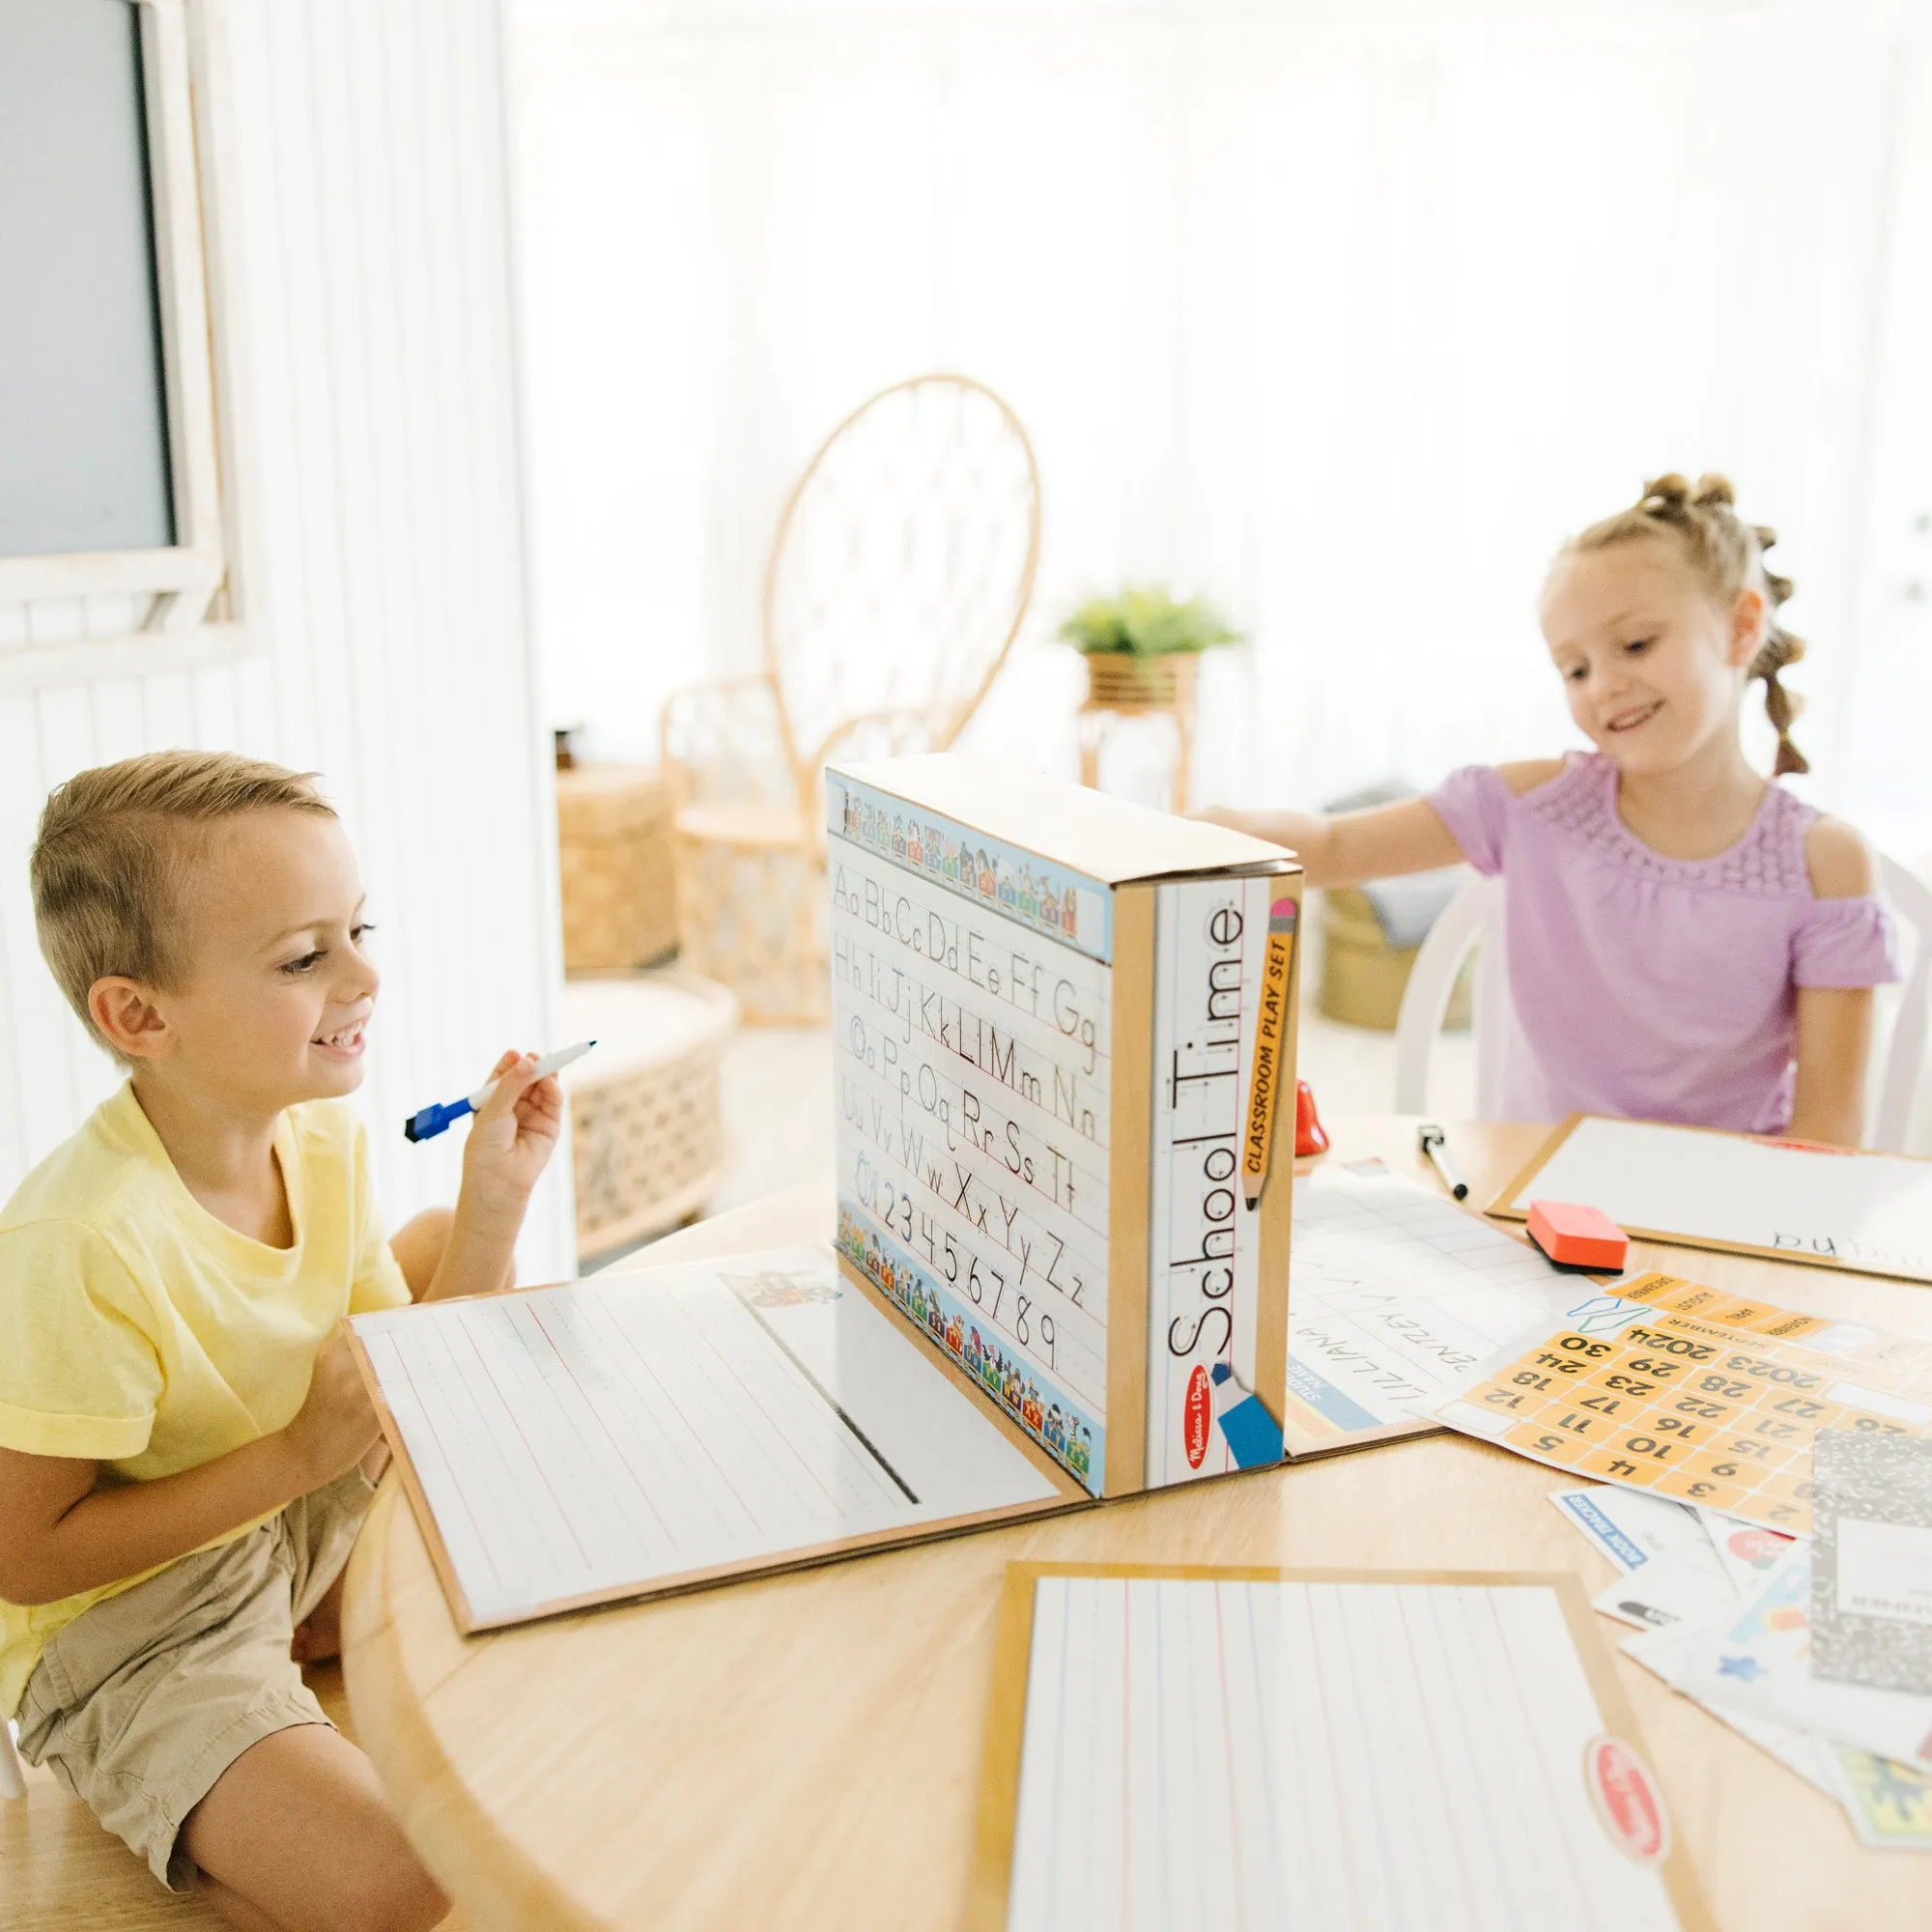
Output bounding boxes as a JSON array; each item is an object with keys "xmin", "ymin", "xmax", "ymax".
[{"xmin": 14, "ymin": 1469, "xmax": 377, "ymax": 1890}]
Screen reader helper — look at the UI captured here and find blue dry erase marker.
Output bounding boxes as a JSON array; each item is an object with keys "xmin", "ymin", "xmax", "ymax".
[{"xmin": 403, "ymin": 1039, "xmax": 596, "ymax": 1142}]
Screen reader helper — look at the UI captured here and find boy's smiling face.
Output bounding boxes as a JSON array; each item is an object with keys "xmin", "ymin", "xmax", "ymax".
[{"xmin": 96, "ymin": 809, "xmax": 380, "ymax": 1113}]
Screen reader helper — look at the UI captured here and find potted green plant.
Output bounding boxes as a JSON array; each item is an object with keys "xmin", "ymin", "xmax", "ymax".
[{"xmin": 1058, "ymin": 586, "xmax": 1243, "ymax": 708}]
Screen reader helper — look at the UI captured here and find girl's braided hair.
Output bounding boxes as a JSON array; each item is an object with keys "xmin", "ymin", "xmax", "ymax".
[{"xmin": 1567, "ymin": 472, "xmax": 1807, "ymax": 777}]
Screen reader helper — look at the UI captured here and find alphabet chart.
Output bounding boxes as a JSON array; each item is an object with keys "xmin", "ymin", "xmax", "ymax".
[
  {"xmin": 830, "ymin": 775, "xmax": 1116, "ymax": 1492},
  {"xmin": 350, "ymin": 1246, "xmax": 1063, "ymax": 1631},
  {"xmin": 1146, "ymin": 875, "xmax": 1271, "ymax": 1484},
  {"xmin": 970, "ymin": 1565, "xmax": 1713, "ymax": 1932},
  {"xmin": 1437, "ymin": 1270, "xmax": 1932, "ymax": 1534}
]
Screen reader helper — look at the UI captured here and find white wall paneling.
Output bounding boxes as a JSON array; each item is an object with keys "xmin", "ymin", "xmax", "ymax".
[{"xmin": 0, "ymin": 0, "xmax": 573, "ymax": 1279}]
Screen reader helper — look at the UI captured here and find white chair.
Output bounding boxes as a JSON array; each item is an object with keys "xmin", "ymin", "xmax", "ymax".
[
  {"xmin": 1393, "ymin": 875, "xmax": 1509, "ymax": 1121},
  {"xmin": 1392, "ymin": 857, "xmax": 1932, "ymax": 1153},
  {"xmin": 2, "ymin": 1719, "xmax": 25, "ymax": 1800}
]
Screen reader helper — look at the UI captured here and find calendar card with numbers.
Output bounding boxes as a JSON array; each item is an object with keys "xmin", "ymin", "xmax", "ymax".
[
  {"xmin": 1435, "ymin": 1268, "xmax": 1932, "ymax": 1534},
  {"xmin": 827, "ymin": 754, "xmax": 1300, "ymax": 1497}
]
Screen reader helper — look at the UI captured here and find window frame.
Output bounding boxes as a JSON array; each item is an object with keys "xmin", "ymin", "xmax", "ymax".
[{"xmin": 0, "ymin": 0, "xmax": 249, "ymax": 690}]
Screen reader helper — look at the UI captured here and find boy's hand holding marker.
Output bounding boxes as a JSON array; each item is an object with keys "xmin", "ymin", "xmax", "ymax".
[
  {"xmin": 402, "ymin": 1041, "xmax": 587, "ymax": 1304},
  {"xmin": 452, "ymin": 1045, "xmax": 577, "ymax": 1209},
  {"xmin": 403, "ymin": 1037, "xmax": 593, "ymax": 1145}
]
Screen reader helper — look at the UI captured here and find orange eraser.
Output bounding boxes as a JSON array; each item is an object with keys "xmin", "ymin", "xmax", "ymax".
[{"xmin": 1525, "ymin": 1199, "xmax": 1629, "ymax": 1271}]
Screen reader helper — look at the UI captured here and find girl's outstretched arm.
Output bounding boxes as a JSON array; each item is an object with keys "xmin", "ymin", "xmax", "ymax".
[
  {"xmin": 1788, "ymin": 816, "xmax": 1881, "ymax": 1147},
  {"xmin": 1202, "ymin": 758, "xmax": 1563, "ymax": 889}
]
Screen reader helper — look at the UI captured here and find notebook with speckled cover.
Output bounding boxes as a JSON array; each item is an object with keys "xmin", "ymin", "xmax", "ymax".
[{"xmin": 1812, "ymin": 1430, "xmax": 1932, "ymax": 1695}]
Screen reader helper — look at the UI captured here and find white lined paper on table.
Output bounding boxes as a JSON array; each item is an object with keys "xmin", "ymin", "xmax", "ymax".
[
  {"xmin": 1005, "ymin": 1576, "xmax": 1687, "ymax": 1932},
  {"xmin": 1286, "ymin": 1164, "xmax": 1596, "ymax": 1438}
]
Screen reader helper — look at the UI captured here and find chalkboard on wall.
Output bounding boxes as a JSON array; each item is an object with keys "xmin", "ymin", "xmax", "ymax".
[{"xmin": 0, "ymin": 0, "xmax": 176, "ymax": 559}]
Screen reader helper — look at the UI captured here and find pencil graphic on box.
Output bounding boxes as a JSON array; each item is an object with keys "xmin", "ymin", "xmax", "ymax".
[{"xmin": 1241, "ymin": 897, "xmax": 1296, "ymax": 1208}]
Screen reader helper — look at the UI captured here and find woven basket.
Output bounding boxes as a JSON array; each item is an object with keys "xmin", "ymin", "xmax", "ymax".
[
  {"xmin": 1081, "ymin": 650, "xmax": 1200, "ymax": 713},
  {"xmin": 558, "ymin": 974, "xmax": 737, "ymax": 1262},
  {"xmin": 555, "ymin": 763, "xmax": 679, "ymax": 972},
  {"xmin": 667, "ymin": 802, "xmax": 828, "ymax": 1026}
]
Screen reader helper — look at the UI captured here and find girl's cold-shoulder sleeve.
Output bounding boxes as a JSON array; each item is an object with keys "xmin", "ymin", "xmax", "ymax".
[
  {"xmin": 1423, "ymin": 765, "xmax": 1513, "ymax": 876},
  {"xmin": 1793, "ymin": 894, "xmax": 1901, "ymax": 989}
]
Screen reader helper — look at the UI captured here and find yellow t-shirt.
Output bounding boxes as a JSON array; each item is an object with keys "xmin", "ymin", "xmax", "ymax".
[{"xmin": 0, "ymin": 1084, "xmax": 410, "ymax": 1718}]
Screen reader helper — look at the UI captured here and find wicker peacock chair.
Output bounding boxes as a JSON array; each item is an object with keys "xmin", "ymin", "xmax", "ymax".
[{"xmin": 660, "ymin": 374, "xmax": 1041, "ymax": 1021}]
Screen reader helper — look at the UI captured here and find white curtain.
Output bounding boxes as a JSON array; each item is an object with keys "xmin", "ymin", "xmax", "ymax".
[{"xmin": 510, "ymin": 0, "xmax": 1932, "ymax": 830}]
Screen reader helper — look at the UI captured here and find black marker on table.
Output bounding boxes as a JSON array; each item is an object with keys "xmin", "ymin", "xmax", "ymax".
[{"xmin": 1417, "ymin": 1122, "xmax": 1468, "ymax": 1201}]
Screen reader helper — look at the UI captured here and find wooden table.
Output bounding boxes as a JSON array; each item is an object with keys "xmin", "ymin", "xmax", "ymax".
[{"xmin": 341, "ymin": 1117, "xmax": 1932, "ymax": 1931}]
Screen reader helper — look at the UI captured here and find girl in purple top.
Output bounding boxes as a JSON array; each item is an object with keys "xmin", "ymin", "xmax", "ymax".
[{"xmin": 1215, "ymin": 473, "xmax": 1898, "ymax": 1145}]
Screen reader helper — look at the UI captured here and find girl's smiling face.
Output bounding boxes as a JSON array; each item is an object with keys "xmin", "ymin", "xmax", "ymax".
[{"xmin": 1541, "ymin": 534, "xmax": 1766, "ymax": 775}]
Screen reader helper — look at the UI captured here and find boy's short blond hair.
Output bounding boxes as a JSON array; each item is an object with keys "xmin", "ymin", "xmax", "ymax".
[{"xmin": 31, "ymin": 752, "xmax": 335, "ymax": 1057}]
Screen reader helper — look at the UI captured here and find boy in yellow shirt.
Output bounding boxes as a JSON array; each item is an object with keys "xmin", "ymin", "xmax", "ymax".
[{"xmin": 0, "ymin": 752, "xmax": 561, "ymax": 1932}]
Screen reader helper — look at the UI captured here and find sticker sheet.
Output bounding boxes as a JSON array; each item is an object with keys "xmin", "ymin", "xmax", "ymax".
[
  {"xmin": 1590, "ymin": 1547, "xmax": 1737, "ymax": 1634},
  {"xmin": 1625, "ymin": 1547, "xmax": 1932, "ymax": 1775},
  {"xmin": 1830, "ymin": 1745, "xmax": 1932, "ymax": 1850},
  {"xmin": 1548, "ymin": 1485, "xmax": 1715, "ymax": 1574},
  {"xmin": 1696, "ymin": 1508, "xmax": 1798, "ymax": 1599},
  {"xmin": 1436, "ymin": 1270, "xmax": 1932, "ymax": 1535}
]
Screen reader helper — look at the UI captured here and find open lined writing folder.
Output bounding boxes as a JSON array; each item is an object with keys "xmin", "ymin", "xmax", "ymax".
[
  {"xmin": 348, "ymin": 1246, "xmax": 1078, "ymax": 1632},
  {"xmin": 969, "ymin": 1565, "xmax": 1715, "ymax": 1932}
]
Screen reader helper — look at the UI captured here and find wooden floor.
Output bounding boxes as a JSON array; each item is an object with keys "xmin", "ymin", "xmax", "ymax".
[{"xmin": 3, "ymin": 1665, "xmax": 473, "ymax": 1931}]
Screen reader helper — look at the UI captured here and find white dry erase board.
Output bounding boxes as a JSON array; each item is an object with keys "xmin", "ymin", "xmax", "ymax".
[
  {"xmin": 349, "ymin": 1245, "xmax": 1078, "ymax": 1633},
  {"xmin": 967, "ymin": 1563, "xmax": 1715, "ymax": 1932},
  {"xmin": 1492, "ymin": 1115, "xmax": 1932, "ymax": 1286}
]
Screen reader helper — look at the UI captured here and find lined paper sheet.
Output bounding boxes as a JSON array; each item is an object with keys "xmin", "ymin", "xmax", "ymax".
[
  {"xmin": 1006, "ymin": 1577, "xmax": 1689, "ymax": 1932},
  {"xmin": 1286, "ymin": 1164, "xmax": 1594, "ymax": 1443},
  {"xmin": 354, "ymin": 1245, "xmax": 1058, "ymax": 1627}
]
